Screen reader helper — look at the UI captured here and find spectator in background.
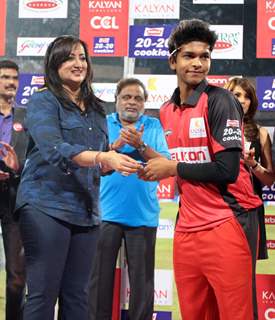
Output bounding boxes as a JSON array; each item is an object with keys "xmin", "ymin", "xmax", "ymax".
[
  {"xmin": 89, "ymin": 78, "xmax": 170, "ymax": 320},
  {"xmin": 0, "ymin": 59, "xmax": 27, "ymax": 320},
  {"xmin": 225, "ymin": 77, "xmax": 274, "ymax": 256},
  {"xmin": 15, "ymin": 36, "xmax": 140, "ymax": 320},
  {"xmin": 140, "ymin": 19, "xmax": 263, "ymax": 319},
  {"xmin": 225, "ymin": 77, "xmax": 275, "ymax": 319}
]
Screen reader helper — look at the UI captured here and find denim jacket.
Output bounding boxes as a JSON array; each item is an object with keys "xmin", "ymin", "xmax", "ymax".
[{"xmin": 16, "ymin": 88, "xmax": 108, "ymax": 226}]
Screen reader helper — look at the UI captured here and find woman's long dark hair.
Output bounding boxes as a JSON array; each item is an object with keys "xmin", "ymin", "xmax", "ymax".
[
  {"xmin": 44, "ymin": 35, "xmax": 104, "ymax": 115},
  {"xmin": 225, "ymin": 77, "xmax": 259, "ymax": 141}
]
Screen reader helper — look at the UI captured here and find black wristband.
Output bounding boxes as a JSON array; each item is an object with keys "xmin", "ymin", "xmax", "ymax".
[
  {"xmin": 251, "ymin": 162, "xmax": 258, "ymax": 170},
  {"xmin": 137, "ymin": 142, "xmax": 147, "ymax": 153}
]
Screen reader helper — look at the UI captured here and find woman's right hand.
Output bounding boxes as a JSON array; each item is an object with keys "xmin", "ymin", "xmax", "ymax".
[{"xmin": 98, "ymin": 151, "xmax": 142, "ymax": 175}]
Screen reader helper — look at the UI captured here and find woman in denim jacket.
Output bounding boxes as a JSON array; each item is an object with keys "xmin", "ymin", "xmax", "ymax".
[{"xmin": 15, "ymin": 35, "xmax": 140, "ymax": 320}]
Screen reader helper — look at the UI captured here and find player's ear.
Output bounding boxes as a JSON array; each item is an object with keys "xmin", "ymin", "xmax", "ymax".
[{"xmin": 168, "ymin": 55, "xmax": 176, "ymax": 70}]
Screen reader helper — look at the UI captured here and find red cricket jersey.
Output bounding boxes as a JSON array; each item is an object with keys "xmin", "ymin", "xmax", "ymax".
[{"xmin": 160, "ymin": 80, "xmax": 262, "ymax": 232}]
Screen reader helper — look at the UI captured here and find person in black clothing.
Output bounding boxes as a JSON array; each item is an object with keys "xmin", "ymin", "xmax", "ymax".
[
  {"xmin": 141, "ymin": 19, "xmax": 262, "ymax": 320},
  {"xmin": 15, "ymin": 36, "xmax": 140, "ymax": 320},
  {"xmin": 225, "ymin": 77, "xmax": 275, "ymax": 257},
  {"xmin": 0, "ymin": 59, "xmax": 28, "ymax": 320},
  {"xmin": 225, "ymin": 77, "xmax": 275, "ymax": 320}
]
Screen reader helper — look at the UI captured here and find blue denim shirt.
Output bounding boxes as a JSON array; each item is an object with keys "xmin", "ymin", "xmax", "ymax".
[{"xmin": 16, "ymin": 88, "xmax": 109, "ymax": 226}]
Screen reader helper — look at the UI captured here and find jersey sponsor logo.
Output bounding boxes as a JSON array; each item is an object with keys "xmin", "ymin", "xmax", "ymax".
[
  {"xmin": 226, "ymin": 119, "xmax": 239, "ymax": 127},
  {"xmin": 189, "ymin": 117, "xmax": 207, "ymax": 138},
  {"xmin": 169, "ymin": 146, "xmax": 211, "ymax": 163},
  {"xmin": 222, "ymin": 120, "xmax": 241, "ymax": 142}
]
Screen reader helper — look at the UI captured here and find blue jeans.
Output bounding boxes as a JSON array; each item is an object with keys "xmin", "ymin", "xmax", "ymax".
[{"xmin": 19, "ymin": 205, "xmax": 99, "ymax": 320}]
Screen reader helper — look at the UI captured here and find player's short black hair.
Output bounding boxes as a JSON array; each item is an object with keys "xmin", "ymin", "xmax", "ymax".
[{"xmin": 168, "ymin": 19, "xmax": 217, "ymax": 57}]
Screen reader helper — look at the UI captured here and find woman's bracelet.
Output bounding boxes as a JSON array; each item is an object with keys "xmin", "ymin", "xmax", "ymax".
[{"xmin": 94, "ymin": 151, "xmax": 102, "ymax": 168}]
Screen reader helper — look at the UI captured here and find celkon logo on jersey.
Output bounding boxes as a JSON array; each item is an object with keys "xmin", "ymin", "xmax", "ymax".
[
  {"xmin": 90, "ymin": 16, "xmax": 119, "ymax": 29},
  {"xmin": 170, "ymin": 147, "xmax": 211, "ymax": 163},
  {"xmin": 189, "ymin": 117, "xmax": 207, "ymax": 138}
]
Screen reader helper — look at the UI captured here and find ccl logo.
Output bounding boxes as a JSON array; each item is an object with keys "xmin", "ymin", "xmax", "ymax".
[
  {"xmin": 268, "ymin": 17, "xmax": 275, "ymax": 30},
  {"xmin": 265, "ymin": 308, "xmax": 275, "ymax": 320},
  {"xmin": 90, "ymin": 16, "xmax": 119, "ymax": 29}
]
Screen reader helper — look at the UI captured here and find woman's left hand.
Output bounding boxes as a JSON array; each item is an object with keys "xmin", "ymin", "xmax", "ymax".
[{"xmin": 244, "ymin": 147, "xmax": 256, "ymax": 168}]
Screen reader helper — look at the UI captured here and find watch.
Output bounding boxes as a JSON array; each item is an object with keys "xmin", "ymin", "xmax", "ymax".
[{"xmin": 137, "ymin": 142, "xmax": 147, "ymax": 154}]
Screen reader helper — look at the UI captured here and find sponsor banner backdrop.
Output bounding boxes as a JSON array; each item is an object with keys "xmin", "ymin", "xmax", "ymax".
[
  {"xmin": 17, "ymin": 37, "xmax": 55, "ymax": 56},
  {"xmin": 262, "ymin": 184, "xmax": 275, "ymax": 202},
  {"xmin": 121, "ymin": 269, "xmax": 173, "ymax": 306},
  {"xmin": 18, "ymin": 0, "xmax": 68, "ymax": 18},
  {"xmin": 266, "ymin": 240, "xmax": 275, "ymax": 250},
  {"xmin": 16, "ymin": 74, "xmax": 45, "ymax": 106},
  {"xmin": 112, "ymin": 268, "xmax": 121, "ymax": 320},
  {"xmin": 265, "ymin": 215, "xmax": 275, "ymax": 225},
  {"xmin": 133, "ymin": 75, "xmax": 177, "ymax": 109},
  {"xmin": 256, "ymin": 77, "xmax": 275, "ymax": 111},
  {"xmin": 0, "ymin": 0, "xmax": 6, "ymax": 56},
  {"xmin": 93, "ymin": 83, "xmax": 116, "ymax": 102},
  {"xmin": 121, "ymin": 310, "xmax": 172, "ymax": 320},
  {"xmin": 193, "ymin": 0, "xmax": 243, "ymax": 3},
  {"xmin": 206, "ymin": 75, "xmax": 238, "ymax": 87},
  {"xmin": 129, "ymin": 25, "xmax": 175, "ymax": 59},
  {"xmin": 157, "ymin": 219, "xmax": 174, "ymax": 239},
  {"xmin": 256, "ymin": 274, "xmax": 275, "ymax": 320},
  {"xmin": 79, "ymin": 0, "xmax": 129, "ymax": 56},
  {"xmin": 157, "ymin": 177, "xmax": 176, "ymax": 200},
  {"xmin": 130, "ymin": 0, "xmax": 179, "ymax": 19},
  {"xmin": 210, "ymin": 25, "xmax": 243, "ymax": 59},
  {"xmin": 257, "ymin": 0, "xmax": 275, "ymax": 58}
]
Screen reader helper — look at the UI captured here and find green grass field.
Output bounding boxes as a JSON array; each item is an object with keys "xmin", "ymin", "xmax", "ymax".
[{"xmin": 0, "ymin": 203, "xmax": 273, "ymax": 319}]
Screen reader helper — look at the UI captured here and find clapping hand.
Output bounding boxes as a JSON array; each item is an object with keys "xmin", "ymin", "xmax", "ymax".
[
  {"xmin": 120, "ymin": 124, "xmax": 144, "ymax": 148},
  {"xmin": 0, "ymin": 141, "xmax": 19, "ymax": 172}
]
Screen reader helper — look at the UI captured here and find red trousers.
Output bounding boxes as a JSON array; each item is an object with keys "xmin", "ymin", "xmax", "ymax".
[{"xmin": 173, "ymin": 217, "xmax": 253, "ymax": 320}]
